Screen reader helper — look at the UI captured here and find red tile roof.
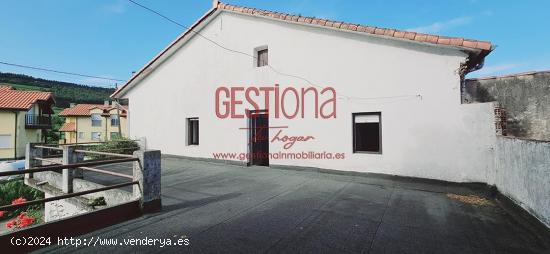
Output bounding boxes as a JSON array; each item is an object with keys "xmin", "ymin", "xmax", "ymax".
[
  {"xmin": 216, "ymin": 2, "xmax": 492, "ymax": 51},
  {"xmin": 59, "ymin": 104, "xmax": 128, "ymax": 116},
  {"xmin": 0, "ymin": 85, "xmax": 13, "ymax": 92},
  {"xmin": 112, "ymin": 1, "xmax": 493, "ymax": 98},
  {"xmin": 59, "ymin": 122, "xmax": 76, "ymax": 132},
  {"xmin": 59, "ymin": 104, "xmax": 103, "ymax": 116},
  {"xmin": 0, "ymin": 86, "xmax": 54, "ymax": 110}
]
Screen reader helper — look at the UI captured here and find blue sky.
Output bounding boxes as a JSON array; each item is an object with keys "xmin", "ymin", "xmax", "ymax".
[{"xmin": 0, "ymin": 0, "xmax": 548, "ymax": 88}]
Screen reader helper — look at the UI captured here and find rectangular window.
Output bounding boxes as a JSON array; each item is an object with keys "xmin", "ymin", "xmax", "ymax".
[
  {"xmin": 256, "ymin": 48, "xmax": 268, "ymax": 67},
  {"xmin": 110, "ymin": 132, "xmax": 120, "ymax": 140},
  {"xmin": 187, "ymin": 118, "xmax": 199, "ymax": 145},
  {"xmin": 110, "ymin": 114, "xmax": 120, "ymax": 126},
  {"xmin": 0, "ymin": 134, "xmax": 12, "ymax": 149},
  {"xmin": 91, "ymin": 114, "xmax": 102, "ymax": 127},
  {"xmin": 91, "ymin": 132, "xmax": 101, "ymax": 141},
  {"xmin": 353, "ymin": 112, "xmax": 382, "ymax": 153},
  {"xmin": 78, "ymin": 132, "xmax": 85, "ymax": 139}
]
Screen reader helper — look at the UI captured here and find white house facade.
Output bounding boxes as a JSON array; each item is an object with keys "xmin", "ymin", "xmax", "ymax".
[{"xmin": 113, "ymin": 1, "xmax": 498, "ymax": 183}]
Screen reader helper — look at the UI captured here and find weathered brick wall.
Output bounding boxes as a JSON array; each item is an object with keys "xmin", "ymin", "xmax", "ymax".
[{"xmin": 464, "ymin": 71, "xmax": 550, "ymax": 141}]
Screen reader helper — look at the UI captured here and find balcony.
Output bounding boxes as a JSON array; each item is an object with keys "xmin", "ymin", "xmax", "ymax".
[{"xmin": 25, "ymin": 114, "xmax": 51, "ymax": 129}]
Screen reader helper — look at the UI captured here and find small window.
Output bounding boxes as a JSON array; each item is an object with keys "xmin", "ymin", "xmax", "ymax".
[
  {"xmin": 110, "ymin": 132, "xmax": 120, "ymax": 140},
  {"xmin": 187, "ymin": 118, "xmax": 199, "ymax": 145},
  {"xmin": 110, "ymin": 114, "xmax": 120, "ymax": 126},
  {"xmin": 91, "ymin": 132, "xmax": 102, "ymax": 141},
  {"xmin": 91, "ymin": 114, "xmax": 102, "ymax": 127},
  {"xmin": 0, "ymin": 134, "xmax": 12, "ymax": 149},
  {"xmin": 256, "ymin": 48, "xmax": 268, "ymax": 67},
  {"xmin": 78, "ymin": 132, "xmax": 85, "ymax": 139},
  {"xmin": 353, "ymin": 112, "xmax": 381, "ymax": 153}
]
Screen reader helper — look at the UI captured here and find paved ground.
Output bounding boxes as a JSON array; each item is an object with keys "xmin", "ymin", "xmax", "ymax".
[{"xmin": 38, "ymin": 156, "xmax": 549, "ymax": 254}]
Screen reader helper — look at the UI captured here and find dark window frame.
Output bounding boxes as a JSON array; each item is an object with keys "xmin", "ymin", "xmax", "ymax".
[
  {"xmin": 187, "ymin": 117, "xmax": 199, "ymax": 146},
  {"xmin": 256, "ymin": 48, "xmax": 268, "ymax": 67},
  {"xmin": 91, "ymin": 132, "xmax": 102, "ymax": 141},
  {"xmin": 352, "ymin": 112, "xmax": 382, "ymax": 154},
  {"xmin": 110, "ymin": 114, "xmax": 120, "ymax": 127}
]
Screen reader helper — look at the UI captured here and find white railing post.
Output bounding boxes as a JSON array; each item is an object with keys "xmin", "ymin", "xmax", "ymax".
[
  {"xmin": 25, "ymin": 143, "xmax": 34, "ymax": 180},
  {"xmin": 133, "ymin": 150, "xmax": 161, "ymax": 213},
  {"xmin": 138, "ymin": 137, "xmax": 147, "ymax": 151},
  {"xmin": 62, "ymin": 145, "xmax": 77, "ymax": 193},
  {"xmin": 24, "ymin": 143, "xmax": 43, "ymax": 180},
  {"xmin": 72, "ymin": 145, "xmax": 85, "ymax": 179}
]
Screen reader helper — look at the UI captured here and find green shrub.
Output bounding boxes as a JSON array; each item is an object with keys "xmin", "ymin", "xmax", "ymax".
[
  {"xmin": 0, "ymin": 180, "xmax": 44, "ymax": 219},
  {"xmin": 87, "ymin": 138, "xmax": 140, "ymax": 159},
  {"xmin": 24, "ymin": 208, "xmax": 43, "ymax": 225}
]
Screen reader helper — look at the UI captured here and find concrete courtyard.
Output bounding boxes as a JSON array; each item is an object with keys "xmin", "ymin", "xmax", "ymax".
[{"xmin": 38, "ymin": 156, "xmax": 549, "ymax": 253}]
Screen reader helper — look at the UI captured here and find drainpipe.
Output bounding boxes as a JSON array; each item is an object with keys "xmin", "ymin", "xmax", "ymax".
[
  {"xmin": 104, "ymin": 115, "xmax": 108, "ymax": 141},
  {"xmin": 76, "ymin": 117, "xmax": 79, "ymax": 143},
  {"xmin": 115, "ymin": 99, "xmax": 122, "ymax": 137},
  {"xmin": 75, "ymin": 117, "xmax": 78, "ymax": 144},
  {"xmin": 14, "ymin": 111, "xmax": 18, "ymax": 159}
]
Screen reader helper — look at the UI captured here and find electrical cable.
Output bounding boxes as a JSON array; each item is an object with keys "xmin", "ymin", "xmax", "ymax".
[
  {"xmin": 0, "ymin": 61, "xmax": 125, "ymax": 82},
  {"xmin": 127, "ymin": 0, "xmax": 422, "ymax": 103}
]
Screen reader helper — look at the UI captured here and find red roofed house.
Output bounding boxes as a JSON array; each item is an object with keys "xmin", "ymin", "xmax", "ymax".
[
  {"xmin": 58, "ymin": 101, "xmax": 128, "ymax": 143},
  {"xmin": 0, "ymin": 85, "xmax": 55, "ymax": 160}
]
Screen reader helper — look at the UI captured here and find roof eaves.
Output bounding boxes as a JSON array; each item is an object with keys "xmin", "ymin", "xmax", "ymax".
[
  {"xmin": 217, "ymin": 2, "xmax": 492, "ymax": 52},
  {"xmin": 112, "ymin": 1, "xmax": 493, "ymax": 98}
]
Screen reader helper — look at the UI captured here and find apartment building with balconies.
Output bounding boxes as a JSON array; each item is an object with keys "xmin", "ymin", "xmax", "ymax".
[{"xmin": 0, "ymin": 85, "xmax": 55, "ymax": 160}]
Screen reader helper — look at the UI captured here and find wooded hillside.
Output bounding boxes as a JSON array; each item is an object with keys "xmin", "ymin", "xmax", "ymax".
[{"xmin": 0, "ymin": 72, "xmax": 116, "ymax": 108}]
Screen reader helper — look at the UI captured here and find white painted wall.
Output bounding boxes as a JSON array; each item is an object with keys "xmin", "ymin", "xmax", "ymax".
[
  {"xmin": 493, "ymin": 136, "xmax": 550, "ymax": 227},
  {"xmin": 122, "ymin": 10, "xmax": 497, "ymax": 183}
]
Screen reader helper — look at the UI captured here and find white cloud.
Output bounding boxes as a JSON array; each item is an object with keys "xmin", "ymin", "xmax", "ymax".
[
  {"xmin": 471, "ymin": 63, "xmax": 520, "ymax": 76},
  {"xmin": 312, "ymin": 11, "xmax": 340, "ymax": 20},
  {"xmin": 284, "ymin": 0, "xmax": 341, "ymax": 20},
  {"xmin": 103, "ymin": 0, "xmax": 127, "ymax": 14},
  {"xmin": 482, "ymin": 10, "xmax": 494, "ymax": 16},
  {"xmin": 407, "ymin": 17, "xmax": 473, "ymax": 33}
]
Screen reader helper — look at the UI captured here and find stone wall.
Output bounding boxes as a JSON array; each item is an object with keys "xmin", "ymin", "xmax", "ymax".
[{"xmin": 464, "ymin": 71, "xmax": 550, "ymax": 141}]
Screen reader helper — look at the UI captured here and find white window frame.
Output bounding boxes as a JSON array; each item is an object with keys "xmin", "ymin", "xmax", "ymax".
[
  {"xmin": 91, "ymin": 114, "xmax": 102, "ymax": 127},
  {"xmin": 187, "ymin": 118, "xmax": 199, "ymax": 146},
  {"xmin": 353, "ymin": 112, "xmax": 382, "ymax": 154},
  {"xmin": 91, "ymin": 132, "xmax": 102, "ymax": 141}
]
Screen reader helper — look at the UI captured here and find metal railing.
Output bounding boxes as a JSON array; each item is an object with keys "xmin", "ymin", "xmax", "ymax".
[
  {"xmin": 0, "ymin": 181, "xmax": 138, "ymax": 211},
  {"xmin": 24, "ymin": 114, "xmax": 51, "ymax": 129},
  {"xmin": 0, "ymin": 141, "xmax": 160, "ymax": 214},
  {"xmin": 0, "ymin": 157, "xmax": 137, "ymax": 177}
]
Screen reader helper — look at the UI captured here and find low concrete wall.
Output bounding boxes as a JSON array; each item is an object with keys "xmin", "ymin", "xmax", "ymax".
[
  {"xmin": 29, "ymin": 171, "xmax": 136, "ymax": 222},
  {"xmin": 44, "ymin": 192, "xmax": 89, "ymax": 222},
  {"xmin": 494, "ymin": 136, "xmax": 550, "ymax": 227}
]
